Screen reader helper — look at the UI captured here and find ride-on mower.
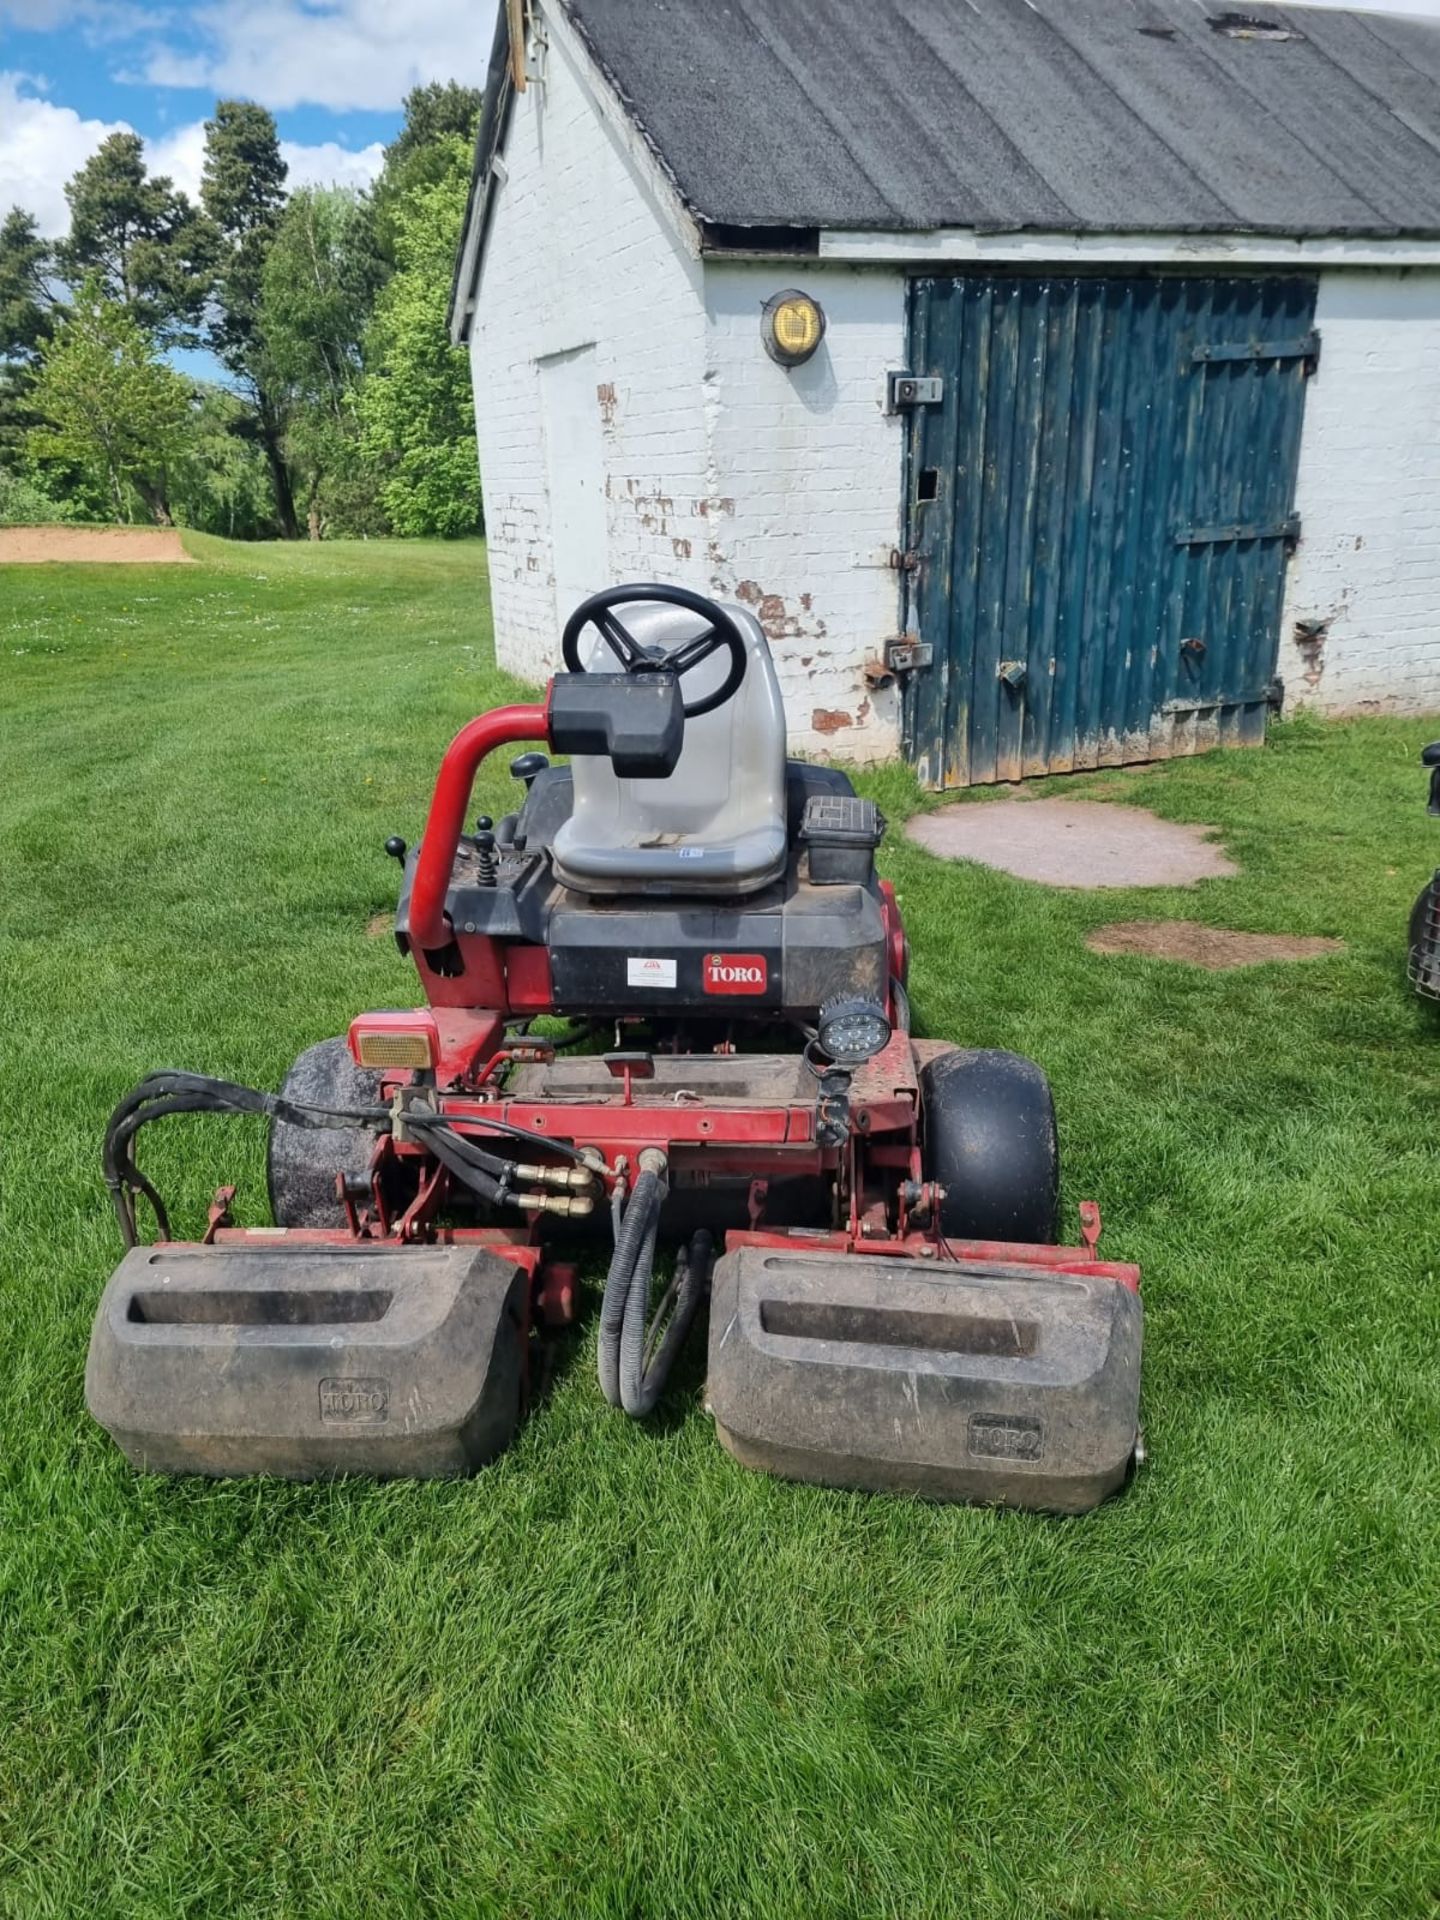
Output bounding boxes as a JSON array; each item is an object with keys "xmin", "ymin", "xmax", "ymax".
[
  {"xmin": 1408, "ymin": 740, "xmax": 1440, "ymax": 1000},
  {"xmin": 87, "ymin": 586, "xmax": 1142, "ymax": 1512}
]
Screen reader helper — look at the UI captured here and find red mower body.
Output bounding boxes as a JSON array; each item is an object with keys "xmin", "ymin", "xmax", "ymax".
[{"xmin": 87, "ymin": 589, "xmax": 1142, "ymax": 1510}]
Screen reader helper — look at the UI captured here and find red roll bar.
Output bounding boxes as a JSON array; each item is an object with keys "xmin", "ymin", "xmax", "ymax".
[{"xmin": 408, "ymin": 693, "xmax": 552, "ymax": 949}]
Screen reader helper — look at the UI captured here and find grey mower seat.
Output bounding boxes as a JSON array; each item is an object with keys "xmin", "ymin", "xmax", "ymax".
[{"xmin": 551, "ymin": 601, "xmax": 788, "ymax": 897}]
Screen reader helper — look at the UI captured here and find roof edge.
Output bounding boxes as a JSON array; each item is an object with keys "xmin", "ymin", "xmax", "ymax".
[
  {"xmin": 552, "ymin": 0, "xmax": 705, "ymax": 227},
  {"xmin": 450, "ymin": 0, "xmax": 707, "ymax": 344},
  {"xmin": 448, "ymin": 3, "xmax": 518, "ymax": 345},
  {"xmin": 814, "ymin": 225, "xmax": 1440, "ymax": 267}
]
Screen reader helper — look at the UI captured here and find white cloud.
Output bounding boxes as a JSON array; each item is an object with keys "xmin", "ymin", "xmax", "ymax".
[
  {"xmin": 0, "ymin": 2, "xmax": 171, "ymax": 39},
  {"xmin": 0, "ymin": 70, "xmax": 126, "ymax": 233},
  {"xmin": 0, "ymin": 1, "xmax": 86, "ymax": 22},
  {"xmin": 136, "ymin": 0, "xmax": 496, "ymax": 113},
  {"xmin": 0, "ymin": 75, "xmax": 385, "ymax": 235},
  {"xmin": 145, "ymin": 116, "xmax": 207, "ymax": 197},
  {"xmin": 280, "ymin": 137, "xmax": 385, "ymax": 192},
  {"xmin": 148, "ymin": 117, "xmax": 384, "ymax": 197}
]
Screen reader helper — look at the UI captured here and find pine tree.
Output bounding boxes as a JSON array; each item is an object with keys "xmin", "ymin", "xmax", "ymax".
[
  {"xmin": 201, "ymin": 101, "xmax": 299, "ymax": 537},
  {"xmin": 58, "ymin": 132, "xmax": 212, "ymax": 344},
  {"xmin": 0, "ymin": 208, "xmax": 55, "ymax": 466}
]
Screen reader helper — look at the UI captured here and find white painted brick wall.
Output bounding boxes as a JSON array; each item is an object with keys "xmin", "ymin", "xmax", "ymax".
[
  {"xmin": 477, "ymin": 50, "xmax": 1440, "ymax": 765},
  {"xmin": 1283, "ymin": 269, "xmax": 1440, "ymax": 716},
  {"xmin": 469, "ymin": 13, "xmax": 909, "ymax": 758},
  {"xmin": 468, "ymin": 16, "xmax": 709, "ymax": 681},
  {"xmin": 701, "ymin": 265, "xmax": 907, "ymax": 758}
]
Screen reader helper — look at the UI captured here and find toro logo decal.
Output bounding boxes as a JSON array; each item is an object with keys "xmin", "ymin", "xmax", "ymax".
[
  {"xmin": 703, "ymin": 952, "xmax": 768, "ymax": 995},
  {"xmin": 319, "ymin": 1377, "xmax": 389, "ymax": 1425}
]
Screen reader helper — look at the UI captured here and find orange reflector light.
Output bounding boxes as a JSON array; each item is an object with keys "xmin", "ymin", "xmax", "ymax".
[
  {"xmin": 348, "ymin": 1012, "xmax": 438, "ymax": 1071},
  {"xmin": 354, "ymin": 1033, "xmax": 433, "ymax": 1068}
]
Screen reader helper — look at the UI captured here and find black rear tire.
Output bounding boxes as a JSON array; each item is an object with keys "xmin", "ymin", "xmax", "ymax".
[
  {"xmin": 267, "ymin": 1037, "xmax": 385, "ymax": 1229},
  {"xmin": 1410, "ymin": 878, "xmax": 1437, "ymax": 956},
  {"xmin": 1410, "ymin": 877, "xmax": 1440, "ymax": 999},
  {"xmin": 920, "ymin": 1048, "xmax": 1060, "ymax": 1245}
]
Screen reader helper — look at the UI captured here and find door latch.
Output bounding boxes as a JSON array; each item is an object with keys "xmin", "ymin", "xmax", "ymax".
[
  {"xmin": 884, "ymin": 634, "xmax": 933, "ymax": 674},
  {"xmin": 886, "ymin": 372, "xmax": 944, "ymax": 411}
]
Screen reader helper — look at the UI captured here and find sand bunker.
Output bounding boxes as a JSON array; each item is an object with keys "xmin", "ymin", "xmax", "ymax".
[{"xmin": 0, "ymin": 525, "xmax": 193, "ymax": 565}]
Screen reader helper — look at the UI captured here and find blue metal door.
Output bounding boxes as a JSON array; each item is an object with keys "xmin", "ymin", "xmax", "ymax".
[{"xmin": 902, "ymin": 274, "xmax": 1317, "ymax": 787}]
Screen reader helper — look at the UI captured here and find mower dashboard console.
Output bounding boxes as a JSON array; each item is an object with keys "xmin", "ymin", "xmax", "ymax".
[{"xmin": 548, "ymin": 673, "xmax": 684, "ymax": 778}]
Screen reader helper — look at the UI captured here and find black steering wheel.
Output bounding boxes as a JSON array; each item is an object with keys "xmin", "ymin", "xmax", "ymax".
[{"xmin": 561, "ymin": 584, "xmax": 749, "ymax": 720}]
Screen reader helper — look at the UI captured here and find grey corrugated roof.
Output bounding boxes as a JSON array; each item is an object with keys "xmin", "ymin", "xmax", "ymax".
[{"xmin": 556, "ymin": 0, "xmax": 1440, "ymax": 236}]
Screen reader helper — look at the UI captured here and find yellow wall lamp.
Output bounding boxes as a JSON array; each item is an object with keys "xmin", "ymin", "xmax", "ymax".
[{"xmin": 760, "ymin": 289, "xmax": 826, "ymax": 368}]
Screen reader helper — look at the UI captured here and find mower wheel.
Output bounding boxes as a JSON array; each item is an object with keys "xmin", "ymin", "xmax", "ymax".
[
  {"xmin": 1410, "ymin": 879, "xmax": 1435, "ymax": 952},
  {"xmin": 920, "ymin": 1048, "xmax": 1059, "ymax": 1245},
  {"xmin": 1409, "ymin": 877, "xmax": 1440, "ymax": 999},
  {"xmin": 268, "ymin": 1038, "xmax": 386, "ymax": 1230}
]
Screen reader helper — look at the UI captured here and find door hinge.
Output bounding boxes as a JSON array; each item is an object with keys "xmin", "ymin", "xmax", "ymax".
[
  {"xmin": 1191, "ymin": 331, "xmax": 1319, "ymax": 373},
  {"xmin": 887, "ymin": 372, "xmax": 944, "ymax": 411},
  {"xmin": 885, "ymin": 634, "xmax": 933, "ymax": 674},
  {"xmin": 1174, "ymin": 515, "xmax": 1300, "ymax": 547},
  {"xmin": 1163, "ymin": 688, "xmax": 1277, "ymax": 715}
]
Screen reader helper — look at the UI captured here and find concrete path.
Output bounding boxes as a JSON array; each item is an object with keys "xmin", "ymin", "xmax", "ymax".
[{"xmin": 905, "ymin": 797, "xmax": 1237, "ymax": 889}]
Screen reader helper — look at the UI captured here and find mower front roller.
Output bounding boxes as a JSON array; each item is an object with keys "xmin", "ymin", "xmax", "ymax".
[
  {"xmin": 86, "ymin": 1241, "xmax": 530, "ymax": 1478},
  {"xmin": 707, "ymin": 1244, "xmax": 1142, "ymax": 1513}
]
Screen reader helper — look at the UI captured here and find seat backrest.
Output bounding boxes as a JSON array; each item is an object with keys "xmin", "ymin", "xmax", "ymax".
[{"xmin": 551, "ymin": 600, "xmax": 788, "ymax": 896}]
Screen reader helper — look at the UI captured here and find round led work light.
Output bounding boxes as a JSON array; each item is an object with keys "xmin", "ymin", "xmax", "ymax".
[
  {"xmin": 761, "ymin": 289, "xmax": 826, "ymax": 367},
  {"xmin": 817, "ymin": 994, "xmax": 892, "ymax": 1065}
]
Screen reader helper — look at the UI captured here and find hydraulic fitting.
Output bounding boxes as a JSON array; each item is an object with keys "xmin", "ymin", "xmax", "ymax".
[
  {"xmin": 513, "ymin": 1192, "xmax": 595, "ymax": 1218},
  {"xmin": 512, "ymin": 1162, "xmax": 597, "ymax": 1191}
]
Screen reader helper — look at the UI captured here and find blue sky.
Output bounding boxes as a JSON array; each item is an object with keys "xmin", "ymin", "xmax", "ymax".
[
  {"xmin": 7, "ymin": 0, "xmax": 1440, "ymax": 241},
  {"xmin": 0, "ymin": 1, "xmax": 498, "ymax": 235}
]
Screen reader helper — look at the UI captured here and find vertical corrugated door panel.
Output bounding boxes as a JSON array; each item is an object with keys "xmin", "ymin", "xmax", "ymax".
[
  {"xmin": 1047, "ymin": 282, "xmax": 1104, "ymax": 776},
  {"xmin": 1018, "ymin": 279, "xmax": 1078, "ymax": 776},
  {"xmin": 903, "ymin": 272, "xmax": 1316, "ymax": 788}
]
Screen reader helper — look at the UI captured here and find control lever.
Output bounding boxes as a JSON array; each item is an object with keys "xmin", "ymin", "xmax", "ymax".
[
  {"xmin": 474, "ymin": 822, "xmax": 497, "ymax": 886},
  {"xmin": 510, "ymin": 751, "xmax": 549, "ymax": 789}
]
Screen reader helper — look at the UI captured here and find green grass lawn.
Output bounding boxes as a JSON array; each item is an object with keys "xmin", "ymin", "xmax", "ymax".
[{"xmin": 2, "ymin": 534, "xmax": 1437, "ymax": 1918}]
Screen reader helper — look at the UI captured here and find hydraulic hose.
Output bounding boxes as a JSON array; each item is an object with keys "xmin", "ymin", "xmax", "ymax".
[
  {"xmin": 101, "ymin": 1071, "xmax": 567, "ymax": 1248},
  {"xmin": 597, "ymin": 1159, "xmax": 714, "ymax": 1418},
  {"xmin": 103, "ymin": 1070, "xmax": 394, "ymax": 1249},
  {"xmin": 598, "ymin": 1167, "xmax": 662, "ymax": 1408}
]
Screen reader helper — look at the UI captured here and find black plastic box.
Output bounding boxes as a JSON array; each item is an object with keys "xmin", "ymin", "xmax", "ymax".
[{"xmin": 798, "ymin": 794, "xmax": 885, "ymax": 884}]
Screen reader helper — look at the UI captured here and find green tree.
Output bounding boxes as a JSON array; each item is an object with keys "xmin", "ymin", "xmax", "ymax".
[
  {"xmin": 0, "ymin": 207, "xmax": 52, "ymax": 361},
  {"xmin": 0, "ymin": 207, "xmax": 57, "ymax": 470},
  {"xmin": 259, "ymin": 186, "xmax": 386, "ymax": 536},
  {"xmin": 360, "ymin": 137, "xmax": 481, "ymax": 538},
  {"xmin": 169, "ymin": 383, "xmax": 282, "ymax": 540},
  {"xmin": 201, "ymin": 100, "xmax": 299, "ymax": 537},
  {"xmin": 371, "ymin": 82, "xmax": 481, "ymax": 259},
  {"xmin": 58, "ymin": 132, "xmax": 212, "ymax": 343},
  {"xmin": 27, "ymin": 277, "xmax": 193, "ymax": 523},
  {"xmin": 387, "ymin": 81, "xmax": 483, "ymax": 169}
]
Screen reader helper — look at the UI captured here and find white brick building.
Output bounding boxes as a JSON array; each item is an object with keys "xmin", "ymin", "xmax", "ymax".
[{"xmin": 452, "ymin": 0, "xmax": 1440, "ymax": 785}]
